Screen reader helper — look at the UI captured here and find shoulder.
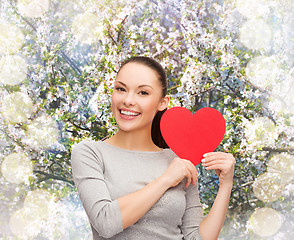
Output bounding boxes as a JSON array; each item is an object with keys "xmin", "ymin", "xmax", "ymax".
[
  {"xmin": 163, "ymin": 148, "xmax": 178, "ymax": 160},
  {"xmin": 71, "ymin": 139, "xmax": 105, "ymax": 152},
  {"xmin": 71, "ymin": 140, "xmax": 105, "ymax": 167}
]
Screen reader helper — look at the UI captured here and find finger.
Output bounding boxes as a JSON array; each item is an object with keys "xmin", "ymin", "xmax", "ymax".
[
  {"xmin": 203, "ymin": 152, "xmax": 229, "ymax": 157},
  {"xmin": 190, "ymin": 165, "xmax": 198, "ymax": 185},
  {"xmin": 202, "ymin": 153, "xmax": 234, "ymax": 163},
  {"xmin": 188, "ymin": 168, "xmax": 197, "ymax": 186},
  {"xmin": 214, "ymin": 169, "xmax": 221, "ymax": 177},
  {"xmin": 203, "ymin": 152, "xmax": 234, "ymax": 158},
  {"xmin": 202, "ymin": 159, "xmax": 234, "ymax": 168},
  {"xmin": 205, "ymin": 164, "xmax": 226, "ymax": 171},
  {"xmin": 185, "ymin": 174, "xmax": 192, "ymax": 188},
  {"xmin": 184, "ymin": 160, "xmax": 198, "ymax": 185},
  {"xmin": 205, "ymin": 163, "xmax": 234, "ymax": 172},
  {"xmin": 193, "ymin": 169, "xmax": 198, "ymax": 185},
  {"xmin": 205, "ymin": 163, "xmax": 234, "ymax": 173}
]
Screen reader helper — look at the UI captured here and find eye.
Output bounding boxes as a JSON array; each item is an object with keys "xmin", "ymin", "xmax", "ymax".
[
  {"xmin": 139, "ymin": 90, "xmax": 149, "ymax": 96},
  {"xmin": 115, "ymin": 87, "xmax": 126, "ymax": 92}
]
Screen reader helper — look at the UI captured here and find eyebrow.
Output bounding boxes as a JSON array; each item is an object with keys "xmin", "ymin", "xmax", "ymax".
[{"xmin": 116, "ymin": 81, "xmax": 154, "ymax": 89}]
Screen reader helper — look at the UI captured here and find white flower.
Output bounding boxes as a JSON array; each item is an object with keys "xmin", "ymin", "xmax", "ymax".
[{"xmin": 244, "ymin": 117, "xmax": 278, "ymax": 147}]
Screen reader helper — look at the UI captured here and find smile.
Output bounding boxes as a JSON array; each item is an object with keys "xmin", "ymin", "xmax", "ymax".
[{"xmin": 120, "ymin": 109, "xmax": 141, "ymax": 117}]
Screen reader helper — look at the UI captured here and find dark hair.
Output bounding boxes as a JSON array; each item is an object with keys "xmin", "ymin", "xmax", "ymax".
[{"xmin": 117, "ymin": 56, "xmax": 169, "ymax": 148}]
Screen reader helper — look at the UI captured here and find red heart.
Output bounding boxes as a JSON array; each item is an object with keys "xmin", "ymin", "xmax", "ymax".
[{"xmin": 160, "ymin": 107, "xmax": 226, "ymax": 166}]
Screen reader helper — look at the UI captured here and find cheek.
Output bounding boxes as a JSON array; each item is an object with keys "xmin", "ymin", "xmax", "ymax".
[
  {"xmin": 111, "ymin": 92, "xmax": 121, "ymax": 105},
  {"xmin": 143, "ymin": 99, "xmax": 161, "ymax": 115},
  {"xmin": 110, "ymin": 93, "xmax": 119, "ymax": 112}
]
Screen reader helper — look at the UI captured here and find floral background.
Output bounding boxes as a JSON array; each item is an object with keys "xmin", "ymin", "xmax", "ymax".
[{"xmin": 0, "ymin": 0, "xmax": 293, "ymax": 239}]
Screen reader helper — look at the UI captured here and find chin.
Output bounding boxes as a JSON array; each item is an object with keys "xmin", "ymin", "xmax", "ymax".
[
  {"xmin": 117, "ymin": 123, "xmax": 140, "ymax": 133},
  {"xmin": 117, "ymin": 120, "xmax": 152, "ymax": 134},
  {"xmin": 113, "ymin": 110, "xmax": 154, "ymax": 133}
]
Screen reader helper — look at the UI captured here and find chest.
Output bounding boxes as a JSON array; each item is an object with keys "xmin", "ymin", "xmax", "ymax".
[
  {"xmin": 102, "ymin": 153, "xmax": 187, "ymax": 225},
  {"xmin": 104, "ymin": 153, "xmax": 170, "ymax": 197}
]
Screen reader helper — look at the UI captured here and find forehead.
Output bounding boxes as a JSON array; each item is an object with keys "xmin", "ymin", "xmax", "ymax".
[{"xmin": 116, "ymin": 62, "xmax": 160, "ymax": 87}]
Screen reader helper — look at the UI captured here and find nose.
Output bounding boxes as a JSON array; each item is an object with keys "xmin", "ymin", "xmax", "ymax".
[{"xmin": 123, "ymin": 92, "xmax": 136, "ymax": 107}]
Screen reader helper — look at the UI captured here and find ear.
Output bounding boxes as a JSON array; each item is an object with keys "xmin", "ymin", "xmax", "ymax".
[{"xmin": 158, "ymin": 95, "xmax": 170, "ymax": 111}]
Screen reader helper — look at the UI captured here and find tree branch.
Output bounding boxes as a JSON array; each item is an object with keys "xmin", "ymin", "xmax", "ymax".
[
  {"xmin": 107, "ymin": 26, "xmax": 117, "ymax": 45},
  {"xmin": 165, "ymin": 5, "xmax": 188, "ymax": 32},
  {"xmin": 191, "ymin": 85, "xmax": 216, "ymax": 97},
  {"xmin": 69, "ymin": 121, "xmax": 91, "ymax": 131},
  {"xmin": 167, "ymin": 84, "xmax": 180, "ymax": 92},
  {"xmin": 259, "ymin": 147, "xmax": 294, "ymax": 153},
  {"xmin": 152, "ymin": 39, "xmax": 178, "ymax": 58},
  {"xmin": 60, "ymin": 51, "xmax": 82, "ymax": 75},
  {"xmin": 34, "ymin": 170, "xmax": 74, "ymax": 185},
  {"xmin": 9, "ymin": 1, "xmax": 37, "ymax": 31},
  {"xmin": 117, "ymin": 14, "xmax": 130, "ymax": 42}
]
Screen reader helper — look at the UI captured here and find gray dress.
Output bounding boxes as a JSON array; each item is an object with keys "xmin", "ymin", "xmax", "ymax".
[{"xmin": 71, "ymin": 140, "xmax": 203, "ymax": 240}]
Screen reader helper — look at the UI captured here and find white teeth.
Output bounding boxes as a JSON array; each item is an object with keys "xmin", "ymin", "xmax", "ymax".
[{"xmin": 121, "ymin": 110, "xmax": 139, "ymax": 116}]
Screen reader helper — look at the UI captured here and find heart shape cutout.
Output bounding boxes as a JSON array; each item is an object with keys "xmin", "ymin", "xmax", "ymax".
[{"xmin": 160, "ymin": 107, "xmax": 226, "ymax": 166}]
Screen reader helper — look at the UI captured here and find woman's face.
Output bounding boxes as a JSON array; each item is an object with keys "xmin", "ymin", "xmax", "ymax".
[{"xmin": 111, "ymin": 62, "xmax": 169, "ymax": 133}]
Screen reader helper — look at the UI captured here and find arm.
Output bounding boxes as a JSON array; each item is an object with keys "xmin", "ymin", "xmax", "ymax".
[
  {"xmin": 199, "ymin": 152, "xmax": 235, "ymax": 240},
  {"xmin": 71, "ymin": 142, "xmax": 197, "ymax": 237},
  {"xmin": 118, "ymin": 175, "xmax": 170, "ymax": 229},
  {"xmin": 199, "ymin": 184, "xmax": 232, "ymax": 240},
  {"xmin": 118, "ymin": 157, "xmax": 198, "ymax": 229},
  {"xmin": 180, "ymin": 182, "xmax": 204, "ymax": 240},
  {"xmin": 71, "ymin": 142, "xmax": 123, "ymax": 238}
]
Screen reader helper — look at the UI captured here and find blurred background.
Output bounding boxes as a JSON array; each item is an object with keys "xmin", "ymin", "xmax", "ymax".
[{"xmin": 0, "ymin": 0, "xmax": 293, "ymax": 239}]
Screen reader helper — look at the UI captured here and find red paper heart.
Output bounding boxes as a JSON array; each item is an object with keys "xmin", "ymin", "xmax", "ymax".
[{"xmin": 160, "ymin": 107, "xmax": 226, "ymax": 166}]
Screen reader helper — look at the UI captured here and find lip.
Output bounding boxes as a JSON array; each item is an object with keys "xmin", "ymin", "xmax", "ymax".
[{"xmin": 119, "ymin": 108, "xmax": 141, "ymax": 120}]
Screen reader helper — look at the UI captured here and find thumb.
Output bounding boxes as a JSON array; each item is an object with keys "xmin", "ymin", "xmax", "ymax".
[{"xmin": 214, "ymin": 169, "xmax": 221, "ymax": 177}]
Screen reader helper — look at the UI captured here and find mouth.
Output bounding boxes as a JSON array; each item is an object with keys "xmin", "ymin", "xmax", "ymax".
[{"xmin": 119, "ymin": 109, "xmax": 141, "ymax": 119}]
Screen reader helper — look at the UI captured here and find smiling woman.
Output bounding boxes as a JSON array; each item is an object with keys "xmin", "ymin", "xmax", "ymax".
[
  {"xmin": 71, "ymin": 56, "xmax": 235, "ymax": 240},
  {"xmin": 109, "ymin": 59, "xmax": 169, "ymax": 150}
]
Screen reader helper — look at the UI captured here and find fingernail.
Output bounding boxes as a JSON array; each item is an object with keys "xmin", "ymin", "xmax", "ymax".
[
  {"xmin": 203, "ymin": 153, "xmax": 207, "ymax": 157},
  {"xmin": 201, "ymin": 158, "xmax": 206, "ymax": 162}
]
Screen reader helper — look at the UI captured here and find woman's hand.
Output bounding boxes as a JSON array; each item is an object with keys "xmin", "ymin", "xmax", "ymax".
[
  {"xmin": 201, "ymin": 152, "xmax": 235, "ymax": 187},
  {"xmin": 118, "ymin": 157, "xmax": 198, "ymax": 230},
  {"xmin": 162, "ymin": 158, "xmax": 198, "ymax": 188}
]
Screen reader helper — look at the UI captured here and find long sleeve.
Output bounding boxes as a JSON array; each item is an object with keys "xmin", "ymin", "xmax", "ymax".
[
  {"xmin": 70, "ymin": 141, "xmax": 123, "ymax": 238},
  {"xmin": 180, "ymin": 182, "xmax": 204, "ymax": 240}
]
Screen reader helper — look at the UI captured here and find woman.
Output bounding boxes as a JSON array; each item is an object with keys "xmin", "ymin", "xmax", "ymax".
[{"xmin": 71, "ymin": 56, "xmax": 235, "ymax": 240}]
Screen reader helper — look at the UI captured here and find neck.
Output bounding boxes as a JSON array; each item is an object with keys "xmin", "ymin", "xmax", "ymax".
[{"xmin": 106, "ymin": 127, "xmax": 161, "ymax": 152}]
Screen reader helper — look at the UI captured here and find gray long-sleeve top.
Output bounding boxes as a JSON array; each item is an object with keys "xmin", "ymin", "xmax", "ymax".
[{"xmin": 71, "ymin": 140, "xmax": 204, "ymax": 239}]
